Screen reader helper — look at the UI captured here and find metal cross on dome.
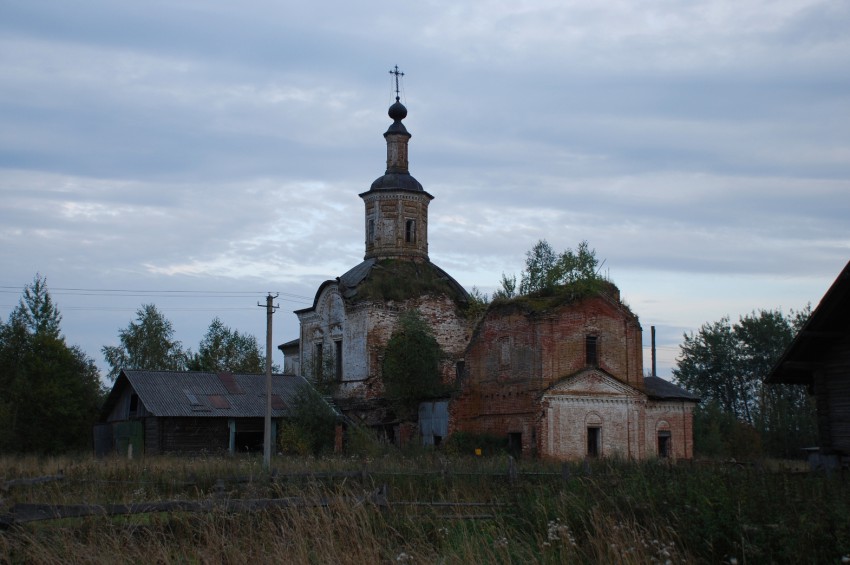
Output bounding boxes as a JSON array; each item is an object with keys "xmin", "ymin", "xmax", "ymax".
[{"xmin": 389, "ymin": 65, "xmax": 404, "ymax": 99}]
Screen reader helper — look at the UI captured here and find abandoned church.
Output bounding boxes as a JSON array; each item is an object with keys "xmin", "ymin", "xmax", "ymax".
[{"xmin": 285, "ymin": 87, "xmax": 698, "ymax": 460}]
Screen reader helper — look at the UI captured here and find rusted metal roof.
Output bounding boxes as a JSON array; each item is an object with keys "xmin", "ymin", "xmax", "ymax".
[{"xmin": 101, "ymin": 370, "xmax": 314, "ymax": 419}]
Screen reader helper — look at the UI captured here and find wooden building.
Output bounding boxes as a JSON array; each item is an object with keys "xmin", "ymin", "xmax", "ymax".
[
  {"xmin": 767, "ymin": 260, "xmax": 850, "ymax": 467},
  {"xmin": 95, "ymin": 370, "xmax": 314, "ymax": 456}
]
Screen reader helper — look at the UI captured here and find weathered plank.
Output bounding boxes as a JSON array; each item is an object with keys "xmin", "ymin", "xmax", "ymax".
[
  {"xmin": 1, "ymin": 474, "xmax": 65, "ymax": 491},
  {"xmin": 0, "ymin": 490, "xmax": 389, "ymax": 526}
]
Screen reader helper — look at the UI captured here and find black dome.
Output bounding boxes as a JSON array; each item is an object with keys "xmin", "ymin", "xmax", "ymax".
[
  {"xmin": 370, "ymin": 172, "xmax": 423, "ymax": 191},
  {"xmin": 388, "ymin": 98, "xmax": 407, "ymax": 122}
]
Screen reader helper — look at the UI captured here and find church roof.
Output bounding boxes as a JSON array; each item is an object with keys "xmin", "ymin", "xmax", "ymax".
[
  {"xmin": 367, "ymin": 172, "xmax": 426, "ymax": 193},
  {"xmin": 337, "ymin": 258, "xmax": 470, "ymax": 305},
  {"xmin": 643, "ymin": 376, "xmax": 700, "ymax": 402}
]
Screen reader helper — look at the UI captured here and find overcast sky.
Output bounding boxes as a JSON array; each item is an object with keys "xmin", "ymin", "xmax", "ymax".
[{"xmin": 2, "ymin": 0, "xmax": 848, "ymax": 380}]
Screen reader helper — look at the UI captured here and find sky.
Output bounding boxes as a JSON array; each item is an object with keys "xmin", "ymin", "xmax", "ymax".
[{"xmin": 1, "ymin": 0, "xmax": 848, "ymax": 381}]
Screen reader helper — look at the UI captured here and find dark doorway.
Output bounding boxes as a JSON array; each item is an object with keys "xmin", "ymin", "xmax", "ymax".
[
  {"xmin": 587, "ymin": 427, "xmax": 601, "ymax": 458},
  {"xmin": 507, "ymin": 432, "xmax": 523, "ymax": 457},
  {"xmin": 234, "ymin": 420, "xmax": 264, "ymax": 453},
  {"xmin": 657, "ymin": 431, "xmax": 671, "ymax": 458}
]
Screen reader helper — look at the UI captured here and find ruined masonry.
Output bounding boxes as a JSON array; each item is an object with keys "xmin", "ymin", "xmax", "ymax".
[{"xmin": 288, "ymin": 94, "xmax": 698, "ymax": 459}]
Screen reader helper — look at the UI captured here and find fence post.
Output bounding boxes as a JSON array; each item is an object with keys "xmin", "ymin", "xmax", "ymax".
[{"xmin": 507, "ymin": 456, "xmax": 518, "ymax": 484}]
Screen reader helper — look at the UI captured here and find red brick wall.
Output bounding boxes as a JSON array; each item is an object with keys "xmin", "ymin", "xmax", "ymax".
[{"xmin": 453, "ymin": 291, "xmax": 661, "ymax": 460}]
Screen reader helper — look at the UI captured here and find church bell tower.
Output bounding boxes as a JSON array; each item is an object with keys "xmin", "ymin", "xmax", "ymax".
[{"xmin": 359, "ymin": 67, "xmax": 433, "ymax": 262}]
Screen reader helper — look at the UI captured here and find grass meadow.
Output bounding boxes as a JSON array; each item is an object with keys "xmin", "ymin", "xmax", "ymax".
[{"xmin": 1, "ymin": 454, "xmax": 848, "ymax": 564}]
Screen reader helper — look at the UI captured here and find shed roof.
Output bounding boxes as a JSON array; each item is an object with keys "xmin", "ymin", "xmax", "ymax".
[
  {"xmin": 767, "ymin": 260, "xmax": 850, "ymax": 385},
  {"xmin": 101, "ymin": 370, "xmax": 314, "ymax": 420}
]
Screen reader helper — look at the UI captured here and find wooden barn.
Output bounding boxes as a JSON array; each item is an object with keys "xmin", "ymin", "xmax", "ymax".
[
  {"xmin": 767, "ymin": 260, "xmax": 850, "ymax": 469},
  {"xmin": 95, "ymin": 370, "xmax": 314, "ymax": 456}
]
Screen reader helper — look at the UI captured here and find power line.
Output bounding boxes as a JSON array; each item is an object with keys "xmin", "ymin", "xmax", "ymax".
[{"xmin": 0, "ymin": 286, "xmax": 312, "ymax": 301}]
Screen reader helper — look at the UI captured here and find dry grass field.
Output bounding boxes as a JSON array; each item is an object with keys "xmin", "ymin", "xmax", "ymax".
[{"xmin": 1, "ymin": 454, "xmax": 848, "ymax": 564}]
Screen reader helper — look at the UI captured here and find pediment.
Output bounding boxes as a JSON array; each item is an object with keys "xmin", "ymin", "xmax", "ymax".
[{"xmin": 545, "ymin": 370, "xmax": 642, "ymax": 398}]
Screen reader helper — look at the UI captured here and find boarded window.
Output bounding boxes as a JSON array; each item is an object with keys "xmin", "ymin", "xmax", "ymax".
[
  {"xmin": 499, "ymin": 337, "xmax": 510, "ymax": 367},
  {"xmin": 586, "ymin": 335, "xmax": 598, "ymax": 367}
]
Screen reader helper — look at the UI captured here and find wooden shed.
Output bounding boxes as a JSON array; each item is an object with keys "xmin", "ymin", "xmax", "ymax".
[
  {"xmin": 767, "ymin": 260, "xmax": 850, "ymax": 467},
  {"xmin": 95, "ymin": 370, "xmax": 315, "ymax": 456}
]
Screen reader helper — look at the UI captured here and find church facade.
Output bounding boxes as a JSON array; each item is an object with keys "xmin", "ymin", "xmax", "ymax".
[{"xmin": 288, "ymin": 92, "xmax": 697, "ymax": 459}]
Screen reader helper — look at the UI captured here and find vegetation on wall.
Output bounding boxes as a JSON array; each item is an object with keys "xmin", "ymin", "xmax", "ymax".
[
  {"xmin": 491, "ymin": 240, "xmax": 612, "ymax": 311},
  {"xmin": 381, "ymin": 310, "xmax": 450, "ymax": 420},
  {"xmin": 353, "ymin": 259, "xmax": 468, "ymax": 307},
  {"xmin": 674, "ymin": 307, "xmax": 816, "ymax": 459}
]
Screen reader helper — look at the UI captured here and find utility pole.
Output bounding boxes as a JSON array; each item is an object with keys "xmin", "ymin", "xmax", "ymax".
[
  {"xmin": 259, "ymin": 293, "xmax": 279, "ymax": 469},
  {"xmin": 651, "ymin": 325, "xmax": 657, "ymax": 378}
]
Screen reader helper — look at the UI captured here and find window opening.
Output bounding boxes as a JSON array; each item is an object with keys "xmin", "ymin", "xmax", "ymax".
[
  {"xmin": 128, "ymin": 394, "xmax": 139, "ymax": 418},
  {"xmin": 586, "ymin": 335, "xmax": 598, "ymax": 367},
  {"xmin": 587, "ymin": 427, "xmax": 601, "ymax": 458},
  {"xmin": 334, "ymin": 339, "xmax": 343, "ymax": 381},
  {"xmin": 367, "ymin": 219, "xmax": 375, "ymax": 243},
  {"xmin": 455, "ymin": 360, "xmax": 465, "ymax": 381},
  {"xmin": 405, "ymin": 219, "xmax": 416, "ymax": 243},
  {"xmin": 314, "ymin": 342, "xmax": 323, "ymax": 380},
  {"xmin": 657, "ymin": 431, "xmax": 671, "ymax": 458}
]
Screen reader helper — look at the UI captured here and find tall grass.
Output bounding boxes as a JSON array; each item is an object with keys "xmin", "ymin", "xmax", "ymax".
[{"xmin": 1, "ymin": 454, "xmax": 848, "ymax": 564}]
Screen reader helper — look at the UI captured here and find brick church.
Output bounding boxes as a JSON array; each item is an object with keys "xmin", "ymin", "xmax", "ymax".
[{"xmin": 284, "ymin": 86, "xmax": 697, "ymax": 460}]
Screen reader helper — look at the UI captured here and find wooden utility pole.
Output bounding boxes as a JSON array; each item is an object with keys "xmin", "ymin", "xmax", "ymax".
[
  {"xmin": 651, "ymin": 325, "xmax": 657, "ymax": 378},
  {"xmin": 259, "ymin": 293, "xmax": 279, "ymax": 469}
]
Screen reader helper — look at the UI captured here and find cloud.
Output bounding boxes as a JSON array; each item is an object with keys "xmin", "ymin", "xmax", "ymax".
[{"xmin": 1, "ymin": 0, "xmax": 848, "ymax": 378}]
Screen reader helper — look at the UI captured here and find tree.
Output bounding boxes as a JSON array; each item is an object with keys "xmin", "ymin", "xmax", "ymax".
[
  {"xmin": 381, "ymin": 310, "xmax": 448, "ymax": 420},
  {"xmin": 8, "ymin": 273, "xmax": 62, "ymax": 338},
  {"xmin": 501, "ymin": 239, "xmax": 604, "ymax": 298},
  {"xmin": 0, "ymin": 276, "xmax": 103, "ymax": 453},
  {"xmin": 673, "ymin": 307, "xmax": 816, "ymax": 458},
  {"xmin": 277, "ymin": 386, "xmax": 338, "ymax": 456},
  {"xmin": 492, "ymin": 273, "xmax": 517, "ymax": 300},
  {"xmin": 102, "ymin": 304, "xmax": 187, "ymax": 381},
  {"xmin": 519, "ymin": 239, "xmax": 559, "ymax": 295},
  {"xmin": 189, "ymin": 317, "xmax": 265, "ymax": 373}
]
